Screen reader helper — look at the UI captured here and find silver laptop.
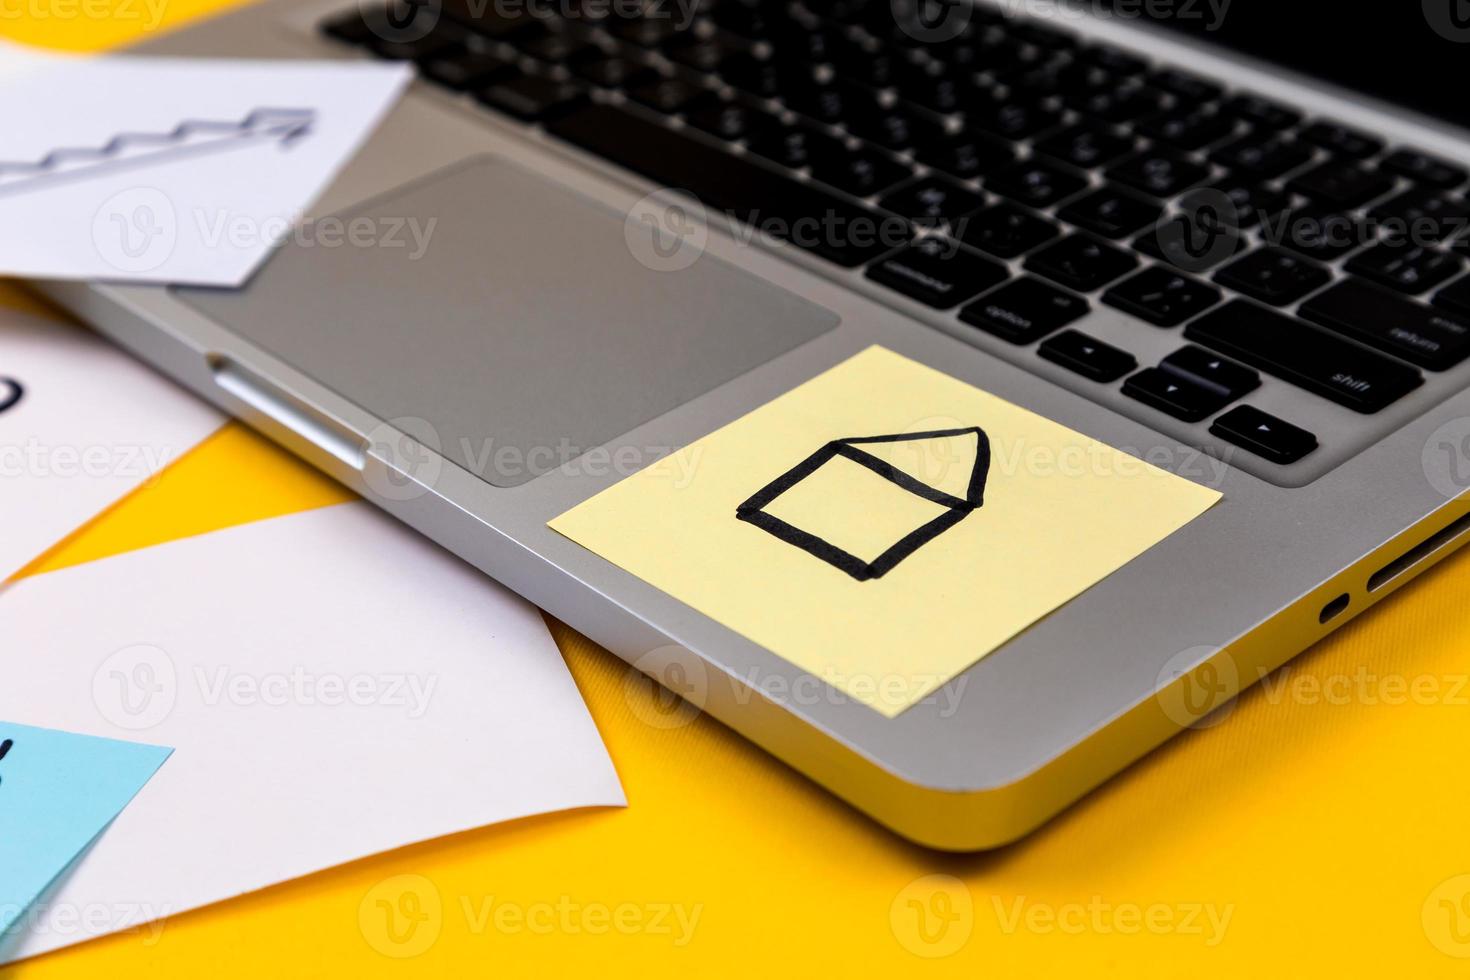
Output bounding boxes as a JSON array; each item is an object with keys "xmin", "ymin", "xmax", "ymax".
[{"xmin": 39, "ymin": 0, "xmax": 1470, "ymax": 849}]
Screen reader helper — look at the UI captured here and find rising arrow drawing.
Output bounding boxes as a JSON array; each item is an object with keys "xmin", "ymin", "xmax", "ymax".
[{"xmin": 0, "ymin": 107, "xmax": 315, "ymax": 198}]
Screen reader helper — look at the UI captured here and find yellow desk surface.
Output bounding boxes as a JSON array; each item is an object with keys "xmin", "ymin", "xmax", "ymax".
[{"xmin": 7, "ymin": 9, "xmax": 1470, "ymax": 975}]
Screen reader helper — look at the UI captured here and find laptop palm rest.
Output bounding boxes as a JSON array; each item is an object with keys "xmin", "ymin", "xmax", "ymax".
[{"xmin": 177, "ymin": 156, "xmax": 840, "ymax": 487}]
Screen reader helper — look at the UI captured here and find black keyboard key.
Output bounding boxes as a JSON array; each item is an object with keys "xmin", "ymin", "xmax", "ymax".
[
  {"xmin": 720, "ymin": 52, "xmax": 784, "ymax": 97},
  {"xmin": 1221, "ymin": 93, "xmax": 1301, "ymax": 130},
  {"xmin": 878, "ymin": 176, "xmax": 987, "ymax": 228},
  {"xmin": 959, "ymin": 277, "xmax": 1089, "ymax": 343},
  {"xmin": 545, "ymin": 104, "xmax": 911, "ymax": 266},
  {"xmin": 968, "ymin": 97, "xmax": 1063, "ymax": 141},
  {"xmin": 1102, "ymin": 266, "xmax": 1222, "ymax": 326},
  {"xmin": 1056, "ymin": 186, "xmax": 1160, "ymax": 239},
  {"xmin": 1213, "ymin": 247, "xmax": 1331, "ymax": 306},
  {"xmin": 1268, "ymin": 205, "xmax": 1374, "ymax": 261},
  {"xmin": 955, "ymin": 202, "xmax": 1059, "ymax": 258},
  {"xmin": 1160, "ymin": 345, "xmax": 1260, "ymax": 399},
  {"xmin": 1123, "ymin": 367, "xmax": 1230, "ymax": 422},
  {"xmin": 609, "ymin": 15, "xmax": 680, "ymax": 47},
  {"xmin": 367, "ymin": 23, "xmax": 470, "ymax": 62},
  {"xmin": 627, "ymin": 76, "xmax": 717, "ymax": 114},
  {"xmin": 1368, "ymin": 189, "xmax": 1470, "ymax": 243},
  {"xmin": 808, "ymin": 144, "xmax": 913, "ymax": 197},
  {"xmin": 1436, "ymin": 276, "xmax": 1470, "ymax": 318},
  {"xmin": 864, "ymin": 237, "xmax": 1009, "ymax": 308},
  {"xmin": 1038, "ymin": 329, "xmax": 1137, "ymax": 382},
  {"xmin": 574, "ymin": 54, "xmax": 658, "ymax": 89},
  {"xmin": 320, "ymin": 9, "xmax": 377, "ymax": 45},
  {"xmin": 1147, "ymin": 68, "xmax": 1222, "ymax": 103},
  {"xmin": 1024, "ymin": 233, "xmax": 1138, "ymax": 292},
  {"xmin": 664, "ymin": 33, "xmax": 746, "ymax": 73},
  {"xmin": 1107, "ymin": 149, "xmax": 1209, "ymax": 198},
  {"xmin": 478, "ymin": 76, "xmax": 588, "ymax": 121},
  {"xmin": 1184, "ymin": 301, "xmax": 1422, "ymax": 412},
  {"xmin": 519, "ymin": 32, "xmax": 601, "ymax": 66},
  {"xmin": 784, "ymin": 78, "xmax": 865, "ymax": 123},
  {"xmin": 1133, "ymin": 216, "xmax": 1245, "ymax": 274},
  {"xmin": 1180, "ymin": 183, "xmax": 1288, "ymax": 229},
  {"xmin": 1078, "ymin": 46, "xmax": 1147, "ymax": 76},
  {"xmin": 1288, "ymin": 161, "xmax": 1394, "ymax": 209},
  {"xmin": 685, "ymin": 100, "xmax": 784, "ymax": 144},
  {"xmin": 1135, "ymin": 107, "xmax": 1237, "ymax": 151},
  {"xmin": 1345, "ymin": 242, "xmax": 1463, "ymax": 295},
  {"xmin": 1210, "ymin": 405, "xmax": 1318, "ymax": 464},
  {"xmin": 1209, "ymin": 135, "xmax": 1314, "ymax": 180},
  {"xmin": 1299, "ymin": 279, "xmax": 1470, "ymax": 370},
  {"xmin": 916, "ymin": 133, "xmax": 1016, "ymax": 180},
  {"xmin": 1033, "ymin": 124, "xmax": 1133, "ymax": 170},
  {"xmin": 904, "ymin": 73, "xmax": 972, "ymax": 115},
  {"xmin": 443, "ymin": 1, "xmax": 543, "ymax": 40},
  {"xmin": 985, "ymin": 160, "xmax": 1088, "ymax": 209},
  {"xmin": 421, "ymin": 50, "xmax": 521, "ymax": 89},
  {"xmin": 846, "ymin": 104, "xmax": 946, "ymax": 153},
  {"xmin": 746, "ymin": 124, "xmax": 845, "ymax": 170},
  {"xmin": 1068, "ymin": 84, "xmax": 1166, "ymax": 124},
  {"xmin": 1381, "ymin": 149, "xmax": 1467, "ymax": 189},
  {"xmin": 1299, "ymin": 120, "xmax": 1383, "ymax": 159}
]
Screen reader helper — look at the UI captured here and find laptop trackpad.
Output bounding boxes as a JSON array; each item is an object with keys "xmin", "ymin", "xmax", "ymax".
[{"xmin": 178, "ymin": 156, "xmax": 840, "ymax": 487}]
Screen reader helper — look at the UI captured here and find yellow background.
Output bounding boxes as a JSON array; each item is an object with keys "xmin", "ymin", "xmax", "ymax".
[
  {"xmin": 7, "ymin": 6, "xmax": 1470, "ymax": 974},
  {"xmin": 551, "ymin": 346, "xmax": 1220, "ymax": 714}
]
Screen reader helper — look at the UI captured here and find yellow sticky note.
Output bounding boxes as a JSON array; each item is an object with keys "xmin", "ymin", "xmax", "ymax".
[{"xmin": 550, "ymin": 346, "xmax": 1221, "ymax": 716}]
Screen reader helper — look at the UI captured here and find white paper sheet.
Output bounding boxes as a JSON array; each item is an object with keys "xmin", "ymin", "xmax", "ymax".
[
  {"xmin": 0, "ymin": 41, "xmax": 411, "ymax": 285},
  {"xmin": 0, "ymin": 502, "xmax": 625, "ymax": 961},
  {"xmin": 0, "ymin": 310, "xmax": 223, "ymax": 582}
]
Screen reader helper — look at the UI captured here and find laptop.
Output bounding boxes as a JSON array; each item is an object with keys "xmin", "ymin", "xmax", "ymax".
[{"xmin": 38, "ymin": 0, "xmax": 1470, "ymax": 849}]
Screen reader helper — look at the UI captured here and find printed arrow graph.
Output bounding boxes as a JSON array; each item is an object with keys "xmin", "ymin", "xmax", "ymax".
[{"xmin": 0, "ymin": 108, "xmax": 315, "ymax": 198}]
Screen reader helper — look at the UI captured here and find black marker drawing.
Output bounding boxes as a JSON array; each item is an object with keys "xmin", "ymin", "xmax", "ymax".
[
  {"xmin": 0, "ymin": 108, "xmax": 316, "ymax": 199},
  {"xmin": 0, "ymin": 377, "xmax": 21, "ymax": 415},
  {"xmin": 736, "ymin": 426, "xmax": 990, "ymax": 581},
  {"xmin": 0, "ymin": 737, "xmax": 12, "ymax": 788}
]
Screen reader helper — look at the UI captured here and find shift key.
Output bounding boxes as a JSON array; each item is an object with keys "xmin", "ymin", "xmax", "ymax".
[
  {"xmin": 1300, "ymin": 279, "xmax": 1470, "ymax": 371},
  {"xmin": 1185, "ymin": 300, "xmax": 1422, "ymax": 413}
]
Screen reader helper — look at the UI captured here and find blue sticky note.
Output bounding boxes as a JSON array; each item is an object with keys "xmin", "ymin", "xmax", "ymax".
[{"xmin": 0, "ymin": 722, "xmax": 171, "ymax": 935}]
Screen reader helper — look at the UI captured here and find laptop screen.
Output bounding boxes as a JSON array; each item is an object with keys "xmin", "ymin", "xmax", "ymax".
[{"xmin": 1096, "ymin": 1, "xmax": 1470, "ymax": 131}]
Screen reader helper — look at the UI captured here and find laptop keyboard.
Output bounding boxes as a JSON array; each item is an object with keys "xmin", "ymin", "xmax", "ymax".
[{"xmin": 322, "ymin": 0, "xmax": 1470, "ymax": 470}]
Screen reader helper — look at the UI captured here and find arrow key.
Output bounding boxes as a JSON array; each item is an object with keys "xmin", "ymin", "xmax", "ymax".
[
  {"xmin": 1038, "ymin": 329, "xmax": 1137, "ymax": 382},
  {"xmin": 1210, "ymin": 404, "xmax": 1318, "ymax": 464},
  {"xmin": 1123, "ymin": 366, "xmax": 1230, "ymax": 422}
]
